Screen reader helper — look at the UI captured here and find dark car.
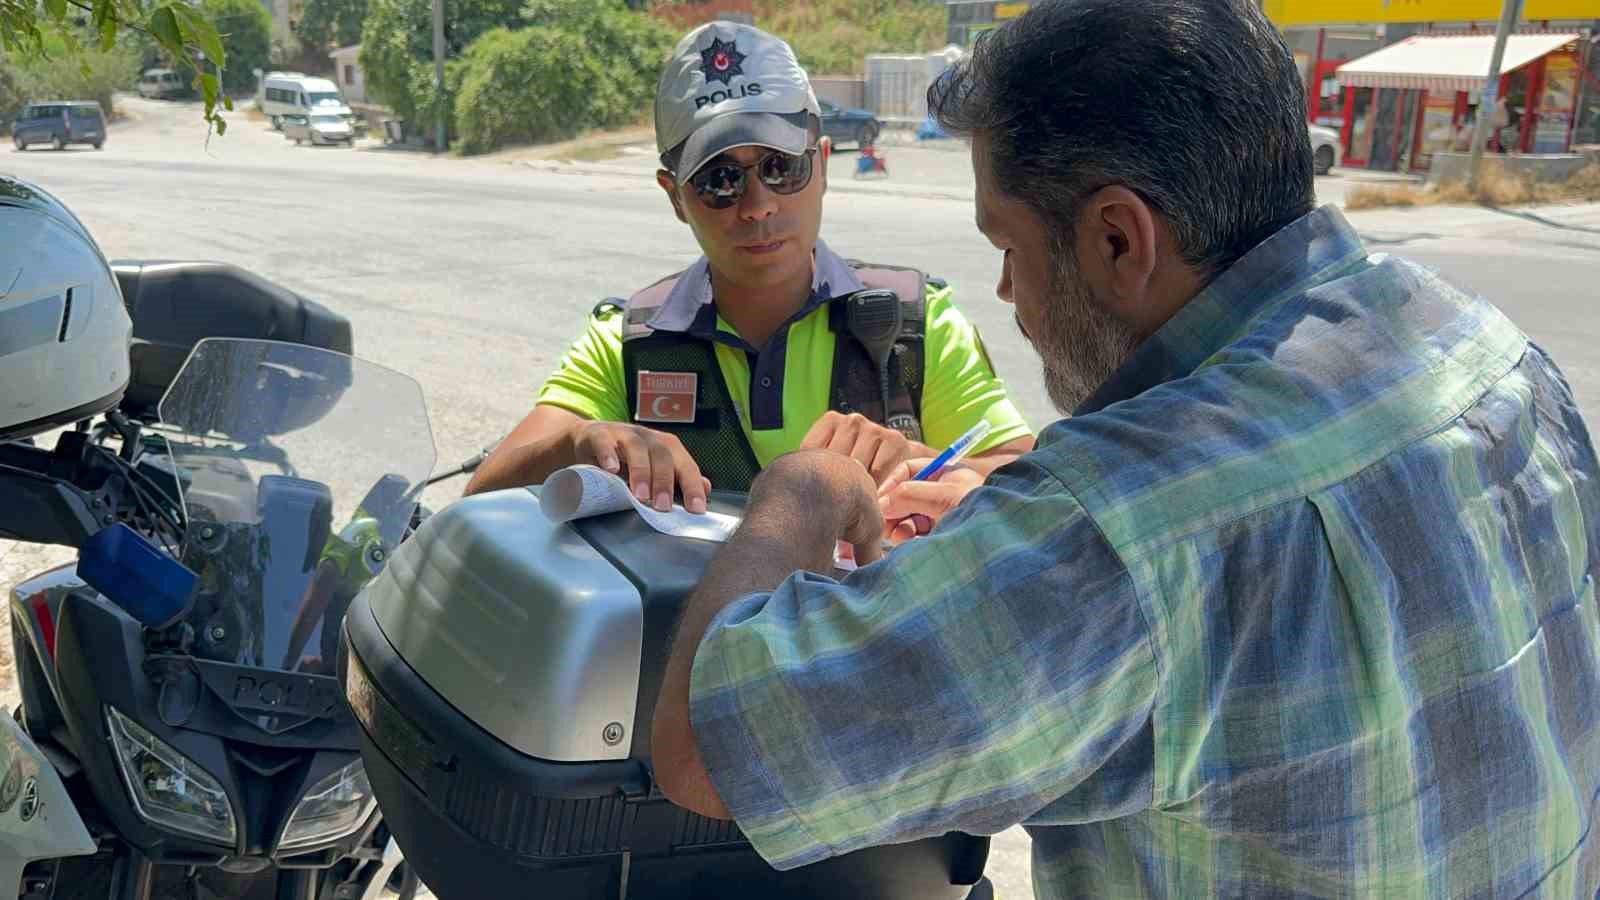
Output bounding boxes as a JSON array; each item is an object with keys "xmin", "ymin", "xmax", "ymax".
[
  {"xmin": 12, "ymin": 101, "xmax": 106, "ymax": 151},
  {"xmin": 819, "ymin": 99, "xmax": 882, "ymax": 148}
]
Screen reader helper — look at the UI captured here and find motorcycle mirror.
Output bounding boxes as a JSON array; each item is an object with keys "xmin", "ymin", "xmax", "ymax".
[{"xmin": 421, "ymin": 448, "xmax": 491, "ymax": 489}]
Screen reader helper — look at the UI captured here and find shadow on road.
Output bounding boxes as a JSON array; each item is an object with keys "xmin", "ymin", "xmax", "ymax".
[
  {"xmin": 1358, "ymin": 231, "xmax": 1443, "ymax": 246},
  {"xmin": 1483, "ymin": 205, "xmax": 1600, "ymax": 235}
]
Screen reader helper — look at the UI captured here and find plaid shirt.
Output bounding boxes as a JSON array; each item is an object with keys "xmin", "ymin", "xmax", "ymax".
[{"xmin": 689, "ymin": 206, "xmax": 1600, "ymax": 898}]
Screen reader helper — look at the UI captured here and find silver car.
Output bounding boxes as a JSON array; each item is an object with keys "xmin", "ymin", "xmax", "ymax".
[
  {"xmin": 1309, "ymin": 124, "xmax": 1340, "ymax": 175},
  {"xmin": 282, "ymin": 112, "xmax": 355, "ymax": 147}
]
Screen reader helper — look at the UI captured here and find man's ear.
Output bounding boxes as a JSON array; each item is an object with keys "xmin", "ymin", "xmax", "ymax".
[
  {"xmin": 1076, "ymin": 185, "xmax": 1202, "ymax": 337},
  {"xmin": 657, "ymin": 169, "xmax": 688, "ymax": 224},
  {"xmin": 1077, "ymin": 185, "xmax": 1159, "ymax": 311},
  {"xmin": 817, "ymin": 137, "xmax": 831, "ymax": 192}
]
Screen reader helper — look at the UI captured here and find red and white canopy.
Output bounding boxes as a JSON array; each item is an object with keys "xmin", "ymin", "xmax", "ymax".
[{"xmin": 1337, "ymin": 32, "xmax": 1580, "ymax": 93}]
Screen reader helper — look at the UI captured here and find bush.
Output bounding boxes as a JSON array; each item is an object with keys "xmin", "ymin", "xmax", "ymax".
[
  {"xmin": 452, "ymin": 27, "xmax": 583, "ymax": 154},
  {"xmin": 452, "ymin": 5, "xmax": 671, "ymax": 154},
  {"xmin": 362, "ymin": 0, "xmax": 669, "ymax": 152},
  {"xmin": 400, "ymin": 56, "xmax": 466, "ymax": 144}
]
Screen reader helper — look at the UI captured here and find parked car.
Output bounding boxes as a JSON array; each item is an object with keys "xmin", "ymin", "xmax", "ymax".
[
  {"xmin": 819, "ymin": 99, "xmax": 881, "ymax": 148},
  {"xmin": 282, "ymin": 112, "xmax": 355, "ymax": 147},
  {"xmin": 259, "ymin": 72, "xmax": 353, "ymax": 130},
  {"xmin": 1309, "ymin": 124, "xmax": 1340, "ymax": 175},
  {"xmin": 136, "ymin": 68, "xmax": 190, "ymax": 100},
  {"xmin": 11, "ymin": 101, "xmax": 105, "ymax": 151}
]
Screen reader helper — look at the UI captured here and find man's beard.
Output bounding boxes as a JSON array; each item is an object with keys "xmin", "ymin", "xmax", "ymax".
[{"xmin": 1023, "ymin": 251, "xmax": 1141, "ymax": 414}]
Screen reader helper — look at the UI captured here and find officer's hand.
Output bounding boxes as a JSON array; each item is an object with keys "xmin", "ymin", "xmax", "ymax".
[
  {"xmin": 571, "ymin": 421, "xmax": 711, "ymax": 513},
  {"xmin": 877, "ymin": 458, "xmax": 985, "ymax": 545},
  {"xmin": 800, "ymin": 411, "xmax": 932, "ymax": 485}
]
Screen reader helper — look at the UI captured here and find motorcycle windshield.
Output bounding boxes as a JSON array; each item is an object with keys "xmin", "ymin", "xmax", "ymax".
[{"xmin": 157, "ymin": 339, "xmax": 435, "ymax": 674}]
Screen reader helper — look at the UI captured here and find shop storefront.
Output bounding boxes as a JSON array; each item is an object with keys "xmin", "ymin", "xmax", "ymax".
[{"xmin": 1334, "ymin": 31, "xmax": 1590, "ymax": 171}]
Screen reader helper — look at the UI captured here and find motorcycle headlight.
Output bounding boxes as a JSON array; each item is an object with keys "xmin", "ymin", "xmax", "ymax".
[
  {"xmin": 105, "ymin": 706, "xmax": 236, "ymax": 844},
  {"xmin": 278, "ymin": 759, "xmax": 376, "ymax": 851}
]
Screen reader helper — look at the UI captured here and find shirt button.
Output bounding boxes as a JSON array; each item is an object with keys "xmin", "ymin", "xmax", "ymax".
[{"xmin": 760, "ymin": 376, "xmax": 773, "ymax": 389}]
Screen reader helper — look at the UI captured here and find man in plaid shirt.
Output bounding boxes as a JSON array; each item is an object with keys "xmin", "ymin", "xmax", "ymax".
[{"xmin": 651, "ymin": 0, "xmax": 1600, "ymax": 896}]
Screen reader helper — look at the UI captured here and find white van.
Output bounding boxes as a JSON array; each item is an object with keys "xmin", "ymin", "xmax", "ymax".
[
  {"xmin": 137, "ymin": 68, "xmax": 189, "ymax": 100},
  {"xmin": 258, "ymin": 72, "xmax": 352, "ymax": 129}
]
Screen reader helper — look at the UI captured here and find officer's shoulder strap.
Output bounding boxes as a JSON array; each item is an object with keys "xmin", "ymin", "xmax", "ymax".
[{"xmin": 616, "ymin": 270, "xmax": 685, "ymax": 341}]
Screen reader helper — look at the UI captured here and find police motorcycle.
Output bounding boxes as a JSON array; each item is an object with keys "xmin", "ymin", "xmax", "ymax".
[
  {"xmin": 0, "ymin": 177, "xmax": 432, "ymax": 899},
  {"xmin": 340, "ymin": 304, "xmax": 998, "ymax": 897}
]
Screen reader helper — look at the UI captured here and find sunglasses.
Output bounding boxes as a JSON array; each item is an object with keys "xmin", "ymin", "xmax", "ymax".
[{"xmin": 684, "ymin": 148, "xmax": 817, "ymax": 210}]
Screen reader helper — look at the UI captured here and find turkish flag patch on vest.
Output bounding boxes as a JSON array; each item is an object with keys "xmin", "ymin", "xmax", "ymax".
[{"xmin": 636, "ymin": 371, "xmax": 698, "ymax": 424}]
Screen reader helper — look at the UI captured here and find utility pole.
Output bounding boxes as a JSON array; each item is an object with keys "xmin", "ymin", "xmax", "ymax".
[
  {"xmin": 432, "ymin": 0, "xmax": 444, "ymax": 152},
  {"xmin": 1466, "ymin": 0, "xmax": 1523, "ymax": 191}
]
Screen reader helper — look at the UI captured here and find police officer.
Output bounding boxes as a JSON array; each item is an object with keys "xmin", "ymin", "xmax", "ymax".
[{"xmin": 467, "ymin": 21, "xmax": 1033, "ymax": 513}]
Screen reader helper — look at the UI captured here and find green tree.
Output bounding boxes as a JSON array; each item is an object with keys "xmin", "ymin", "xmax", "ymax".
[
  {"xmin": 451, "ymin": 0, "xmax": 671, "ymax": 154},
  {"xmin": 0, "ymin": 59, "xmax": 25, "ymax": 127},
  {"xmin": 359, "ymin": 0, "xmax": 522, "ymax": 120},
  {"xmin": 1, "ymin": 0, "xmax": 234, "ymax": 131},
  {"xmin": 199, "ymin": 0, "xmax": 270, "ymax": 93},
  {"xmin": 294, "ymin": 0, "xmax": 366, "ymax": 51}
]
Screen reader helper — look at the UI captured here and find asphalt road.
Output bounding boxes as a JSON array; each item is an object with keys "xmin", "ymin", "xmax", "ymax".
[{"xmin": 3, "ymin": 96, "xmax": 1599, "ymax": 899}]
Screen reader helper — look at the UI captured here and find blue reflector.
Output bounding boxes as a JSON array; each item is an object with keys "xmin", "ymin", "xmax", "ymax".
[{"xmin": 77, "ymin": 524, "xmax": 197, "ymax": 630}]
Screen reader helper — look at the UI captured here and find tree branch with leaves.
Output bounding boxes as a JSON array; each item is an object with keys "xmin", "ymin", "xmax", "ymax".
[{"xmin": 1, "ymin": 0, "xmax": 235, "ymax": 133}]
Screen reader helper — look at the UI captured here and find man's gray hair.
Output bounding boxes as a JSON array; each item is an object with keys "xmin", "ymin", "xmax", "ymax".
[{"xmin": 930, "ymin": 0, "xmax": 1316, "ymax": 277}]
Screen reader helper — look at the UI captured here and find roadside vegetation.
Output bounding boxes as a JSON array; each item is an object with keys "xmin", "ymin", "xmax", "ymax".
[
  {"xmin": 748, "ymin": 0, "xmax": 946, "ymax": 75},
  {"xmin": 4, "ymin": 0, "xmax": 947, "ymax": 151},
  {"xmin": 2, "ymin": 0, "xmax": 267, "ymax": 131},
  {"xmin": 0, "ymin": 32, "xmax": 138, "ymax": 128},
  {"xmin": 355, "ymin": 0, "xmax": 945, "ymax": 155},
  {"xmin": 1347, "ymin": 162, "xmax": 1600, "ymax": 210},
  {"xmin": 361, "ymin": 0, "xmax": 669, "ymax": 153}
]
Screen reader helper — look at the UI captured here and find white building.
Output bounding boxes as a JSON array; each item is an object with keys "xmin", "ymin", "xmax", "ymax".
[{"xmin": 329, "ymin": 45, "xmax": 367, "ymax": 104}]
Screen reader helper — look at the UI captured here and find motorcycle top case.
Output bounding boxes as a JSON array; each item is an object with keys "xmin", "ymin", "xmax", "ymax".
[{"xmin": 342, "ymin": 486, "xmax": 988, "ymax": 900}]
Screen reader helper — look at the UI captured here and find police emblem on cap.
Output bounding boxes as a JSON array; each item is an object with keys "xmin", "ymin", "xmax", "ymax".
[{"xmin": 699, "ymin": 37, "xmax": 745, "ymax": 86}]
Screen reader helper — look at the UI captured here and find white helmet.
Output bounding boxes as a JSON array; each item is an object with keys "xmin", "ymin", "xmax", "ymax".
[{"xmin": 0, "ymin": 176, "xmax": 132, "ymax": 441}]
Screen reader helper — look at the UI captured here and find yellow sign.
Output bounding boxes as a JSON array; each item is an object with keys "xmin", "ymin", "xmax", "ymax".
[
  {"xmin": 1264, "ymin": 0, "xmax": 1600, "ymax": 26},
  {"xmin": 995, "ymin": 2, "xmax": 1031, "ymax": 19}
]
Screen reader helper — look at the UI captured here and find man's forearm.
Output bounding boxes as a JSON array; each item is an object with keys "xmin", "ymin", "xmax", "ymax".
[
  {"xmin": 653, "ymin": 489, "xmax": 838, "ymax": 818},
  {"xmin": 463, "ymin": 432, "xmax": 574, "ymax": 496},
  {"xmin": 676, "ymin": 517, "xmax": 836, "ymax": 660}
]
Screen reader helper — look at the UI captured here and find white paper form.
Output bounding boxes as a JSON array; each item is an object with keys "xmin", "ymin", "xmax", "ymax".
[{"xmin": 539, "ymin": 464, "xmax": 740, "ymax": 542}]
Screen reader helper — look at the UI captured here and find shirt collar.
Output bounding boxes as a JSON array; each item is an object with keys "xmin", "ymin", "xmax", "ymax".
[
  {"xmin": 644, "ymin": 238, "xmax": 864, "ymax": 336},
  {"xmin": 1075, "ymin": 205, "xmax": 1370, "ymax": 415}
]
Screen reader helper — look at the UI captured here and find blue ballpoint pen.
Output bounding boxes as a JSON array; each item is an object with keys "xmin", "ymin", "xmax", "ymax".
[{"xmin": 912, "ymin": 420, "xmax": 993, "ymax": 482}]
